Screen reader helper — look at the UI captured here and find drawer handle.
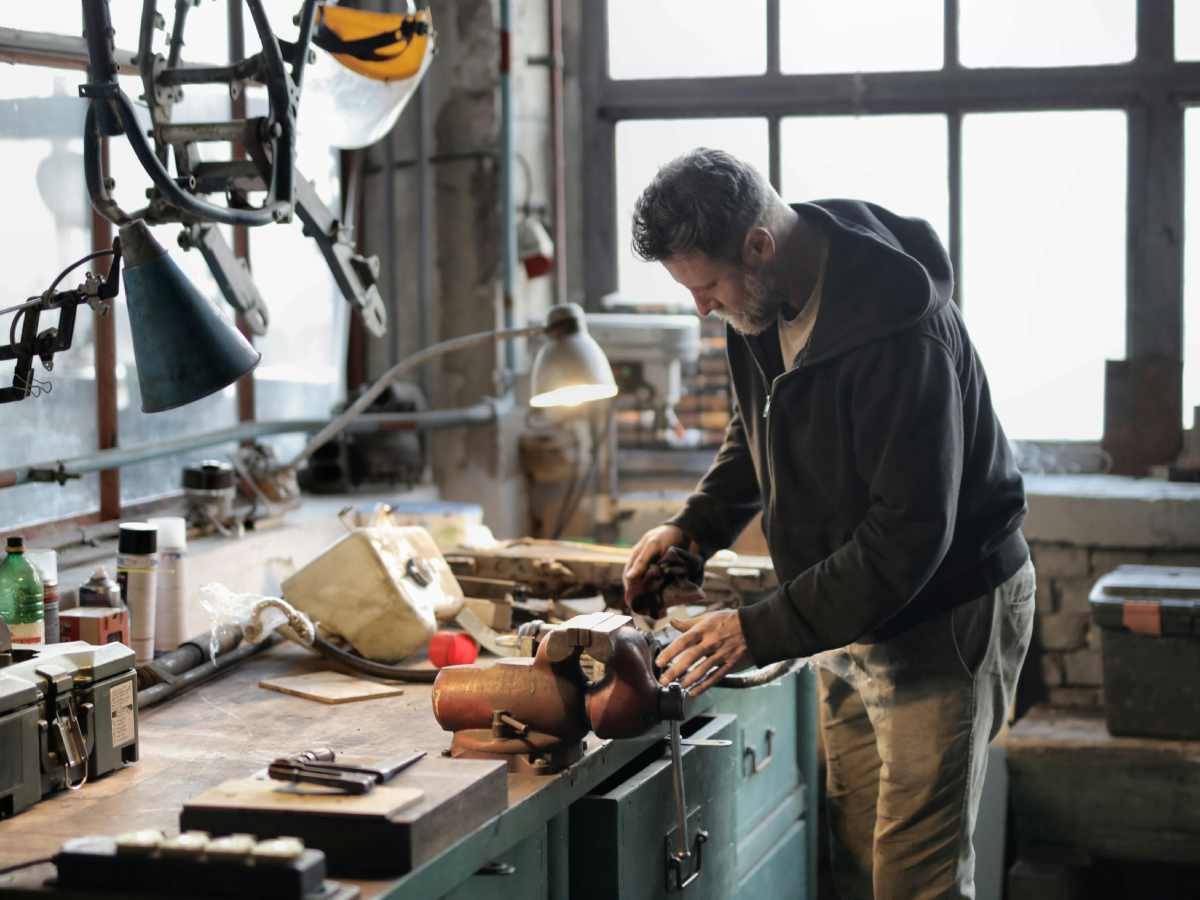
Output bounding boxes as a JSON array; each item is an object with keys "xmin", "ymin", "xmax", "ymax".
[
  {"xmin": 743, "ymin": 727, "xmax": 775, "ymax": 776},
  {"xmin": 476, "ymin": 861, "xmax": 517, "ymax": 877},
  {"xmin": 667, "ymin": 829, "xmax": 709, "ymax": 891}
]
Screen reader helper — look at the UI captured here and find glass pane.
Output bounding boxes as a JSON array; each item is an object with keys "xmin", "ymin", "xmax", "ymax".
[
  {"xmin": 607, "ymin": 0, "xmax": 766, "ymax": 79},
  {"xmin": 962, "ymin": 110, "xmax": 1126, "ymax": 441},
  {"xmin": 614, "ymin": 119, "xmax": 769, "ymax": 306},
  {"xmin": 780, "ymin": 115, "xmax": 949, "ymax": 247},
  {"xmin": 109, "ymin": 76, "xmax": 238, "ymax": 505},
  {"xmin": 1180, "ymin": 2, "xmax": 1200, "ymax": 62},
  {"xmin": 1185, "ymin": 109, "xmax": 1200, "ymax": 426},
  {"xmin": 110, "ymin": 1, "xmax": 229, "ymax": 63},
  {"xmin": 781, "ymin": 0, "xmax": 942, "ymax": 74},
  {"xmin": 0, "ymin": 66, "xmax": 98, "ymax": 528},
  {"xmin": 960, "ymin": 0, "xmax": 1135, "ymax": 68}
]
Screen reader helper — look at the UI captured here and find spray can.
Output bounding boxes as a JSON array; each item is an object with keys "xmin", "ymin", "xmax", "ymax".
[
  {"xmin": 117, "ymin": 523, "xmax": 158, "ymax": 663},
  {"xmin": 148, "ymin": 517, "xmax": 188, "ymax": 653}
]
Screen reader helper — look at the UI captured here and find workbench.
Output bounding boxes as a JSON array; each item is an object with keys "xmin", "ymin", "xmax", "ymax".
[{"xmin": 0, "ymin": 641, "xmax": 818, "ymax": 899}]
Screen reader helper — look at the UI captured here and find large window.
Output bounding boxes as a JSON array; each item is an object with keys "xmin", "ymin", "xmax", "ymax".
[
  {"xmin": 615, "ymin": 119, "xmax": 769, "ymax": 306},
  {"xmin": 962, "ymin": 111, "xmax": 1127, "ymax": 440},
  {"xmin": 586, "ymin": 0, "xmax": 1196, "ymax": 461}
]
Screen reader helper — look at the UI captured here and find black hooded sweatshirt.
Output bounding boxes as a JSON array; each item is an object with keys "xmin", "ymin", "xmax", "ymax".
[{"xmin": 668, "ymin": 200, "xmax": 1029, "ymax": 666}]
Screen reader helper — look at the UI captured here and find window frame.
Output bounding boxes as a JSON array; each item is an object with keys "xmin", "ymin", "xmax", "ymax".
[{"xmin": 582, "ymin": 0, "xmax": 1197, "ymax": 467}]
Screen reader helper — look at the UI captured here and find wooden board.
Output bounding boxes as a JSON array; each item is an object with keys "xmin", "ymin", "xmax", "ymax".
[
  {"xmin": 259, "ymin": 671, "xmax": 407, "ymax": 704},
  {"xmin": 182, "ymin": 752, "xmax": 509, "ymax": 878},
  {"xmin": 186, "ymin": 774, "xmax": 424, "ymax": 816}
]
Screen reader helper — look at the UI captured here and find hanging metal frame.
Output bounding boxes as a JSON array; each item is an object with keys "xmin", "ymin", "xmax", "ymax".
[{"xmin": 77, "ymin": 0, "xmax": 388, "ymax": 337}]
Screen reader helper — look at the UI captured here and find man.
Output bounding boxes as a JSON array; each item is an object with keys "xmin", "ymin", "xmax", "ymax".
[{"xmin": 621, "ymin": 148, "xmax": 1034, "ymax": 900}]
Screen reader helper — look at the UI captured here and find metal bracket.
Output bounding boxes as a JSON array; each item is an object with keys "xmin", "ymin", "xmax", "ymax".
[{"xmin": 667, "ymin": 829, "xmax": 708, "ymax": 892}]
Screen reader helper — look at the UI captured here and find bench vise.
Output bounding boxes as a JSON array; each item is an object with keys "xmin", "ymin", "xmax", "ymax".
[
  {"xmin": 431, "ymin": 612, "xmax": 685, "ymax": 774},
  {"xmin": 0, "ymin": 641, "xmax": 139, "ymax": 818}
]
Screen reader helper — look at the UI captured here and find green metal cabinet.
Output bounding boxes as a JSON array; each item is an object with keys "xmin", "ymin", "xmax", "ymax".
[
  {"xmin": 439, "ymin": 829, "xmax": 549, "ymax": 900},
  {"xmin": 569, "ymin": 714, "xmax": 739, "ymax": 900},
  {"xmin": 709, "ymin": 666, "xmax": 819, "ymax": 900}
]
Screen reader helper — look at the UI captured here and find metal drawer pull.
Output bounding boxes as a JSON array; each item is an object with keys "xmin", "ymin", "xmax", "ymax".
[
  {"xmin": 668, "ymin": 829, "xmax": 709, "ymax": 891},
  {"xmin": 477, "ymin": 861, "xmax": 516, "ymax": 876},
  {"xmin": 744, "ymin": 727, "xmax": 775, "ymax": 776}
]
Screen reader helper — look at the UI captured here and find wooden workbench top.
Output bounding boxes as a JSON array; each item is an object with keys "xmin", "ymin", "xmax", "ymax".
[{"xmin": 0, "ymin": 643, "xmax": 654, "ymax": 898}]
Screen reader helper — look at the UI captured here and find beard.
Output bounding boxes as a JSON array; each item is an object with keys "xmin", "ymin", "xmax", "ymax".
[{"xmin": 710, "ymin": 264, "xmax": 786, "ymax": 336}]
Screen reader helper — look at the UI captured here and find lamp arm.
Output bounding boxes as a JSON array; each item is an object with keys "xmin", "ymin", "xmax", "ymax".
[{"xmin": 290, "ymin": 323, "xmax": 545, "ymax": 468}]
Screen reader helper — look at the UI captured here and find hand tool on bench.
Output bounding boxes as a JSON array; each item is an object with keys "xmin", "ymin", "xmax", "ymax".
[{"xmin": 267, "ymin": 748, "xmax": 426, "ymax": 795}]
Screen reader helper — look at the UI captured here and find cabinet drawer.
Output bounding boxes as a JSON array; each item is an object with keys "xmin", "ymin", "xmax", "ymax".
[
  {"xmin": 735, "ymin": 818, "xmax": 808, "ymax": 900},
  {"xmin": 710, "ymin": 672, "xmax": 803, "ymax": 832},
  {"xmin": 570, "ymin": 714, "xmax": 738, "ymax": 900},
  {"xmin": 737, "ymin": 787, "xmax": 805, "ymax": 882},
  {"xmin": 439, "ymin": 830, "xmax": 547, "ymax": 900}
]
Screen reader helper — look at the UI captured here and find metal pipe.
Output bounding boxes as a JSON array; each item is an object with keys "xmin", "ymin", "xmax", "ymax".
[
  {"xmin": 138, "ymin": 632, "xmax": 279, "ymax": 709},
  {"xmin": 549, "ymin": 0, "xmax": 566, "ymax": 307},
  {"xmin": 0, "ymin": 26, "xmax": 137, "ymax": 74},
  {"xmin": 290, "ymin": 325, "xmax": 541, "ymax": 468},
  {"xmin": 0, "ymin": 398, "xmax": 514, "ymax": 490},
  {"xmin": 499, "ymin": 0, "xmax": 516, "ymax": 372}
]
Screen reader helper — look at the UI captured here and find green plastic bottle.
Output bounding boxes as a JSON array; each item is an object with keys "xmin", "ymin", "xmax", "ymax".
[{"xmin": 0, "ymin": 536, "xmax": 45, "ymax": 646}]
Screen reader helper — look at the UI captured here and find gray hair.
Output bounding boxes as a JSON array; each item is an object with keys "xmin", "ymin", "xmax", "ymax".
[{"xmin": 631, "ymin": 148, "xmax": 777, "ymax": 264}]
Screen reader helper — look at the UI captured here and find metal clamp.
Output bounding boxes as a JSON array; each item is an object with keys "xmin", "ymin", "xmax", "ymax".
[{"xmin": 743, "ymin": 727, "xmax": 775, "ymax": 776}]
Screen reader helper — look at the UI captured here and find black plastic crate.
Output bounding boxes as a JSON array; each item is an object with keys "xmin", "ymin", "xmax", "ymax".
[{"xmin": 1089, "ymin": 565, "xmax": 1200, "ymax": 740}]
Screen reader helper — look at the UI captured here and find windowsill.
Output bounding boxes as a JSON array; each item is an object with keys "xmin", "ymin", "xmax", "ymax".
[{"xmin": 1023, "ymin": 474, "xmax": 1200, "ymax": 548}]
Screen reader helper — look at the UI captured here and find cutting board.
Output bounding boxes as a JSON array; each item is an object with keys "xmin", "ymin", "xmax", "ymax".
[
  {"xmin": 181, "ymin": 755, "xmax": 507, "ymax": 877},
  {"xmin": 258, "ymin": 671, "xmax": 406, "ymax": 704}
]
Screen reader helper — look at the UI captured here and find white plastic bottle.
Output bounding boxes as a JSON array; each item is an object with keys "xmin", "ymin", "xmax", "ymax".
[{"xmin": 148, "ymin": 517, "xmax": 189, "ymax": 653}]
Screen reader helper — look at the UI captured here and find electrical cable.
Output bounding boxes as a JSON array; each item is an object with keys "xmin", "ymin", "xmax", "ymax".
[
  {"xmin": 310, "ymin": 634, "xmax": 437, "ymax": 683},
  {"xmin": 551, "ymin": 402, "xmax": 614, "ymax": 539},
  {"xmin": 0, "ymin": 857, "xmax": 53, "ymax": 877}
]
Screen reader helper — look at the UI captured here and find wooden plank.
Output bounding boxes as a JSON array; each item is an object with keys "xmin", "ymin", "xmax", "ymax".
[{"xmin": 259, "ymin": 671, "xmax": 407, "ymax": 705}]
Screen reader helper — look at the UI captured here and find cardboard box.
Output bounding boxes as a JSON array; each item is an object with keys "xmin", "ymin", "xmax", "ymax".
[{"xmin": 59, "ymin": 607, "xmax": 130, "ymax": 646}]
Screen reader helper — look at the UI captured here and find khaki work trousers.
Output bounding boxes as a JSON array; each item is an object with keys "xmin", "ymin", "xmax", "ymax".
[{"xmin": 818, "ymin": 560, "xmax": 1036, "ymax": 900}]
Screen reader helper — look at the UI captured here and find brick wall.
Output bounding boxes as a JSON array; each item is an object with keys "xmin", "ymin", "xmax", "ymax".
[{"xmin": 1029, "ymin": 540, "xmax": 1200, "ymax": 710}]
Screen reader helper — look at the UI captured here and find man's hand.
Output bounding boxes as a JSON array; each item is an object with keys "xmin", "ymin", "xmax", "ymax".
[
  {"xmin": 622, "ymin": 524, "xmax": 689, "ymax": 607},
  {"xmin": 655, "ymin": 609, "xmax": 750, "ymax": 698}
]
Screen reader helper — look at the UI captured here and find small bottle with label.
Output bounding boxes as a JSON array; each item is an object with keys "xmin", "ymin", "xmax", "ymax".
[{"xmin": 0, "ymin": 536, "xmax": 45, "ymax": 646}]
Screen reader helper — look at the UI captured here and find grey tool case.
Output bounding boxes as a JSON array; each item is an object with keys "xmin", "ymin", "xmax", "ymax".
[{"xmin": 0, "ymin": 641, "xmax": 139, "ymax": 818}]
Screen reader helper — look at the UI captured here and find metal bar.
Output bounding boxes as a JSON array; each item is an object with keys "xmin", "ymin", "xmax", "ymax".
[
  {"xmin": 500, "ymin": 0, "xmax": 517, "ymax": 371},
  {"xmin": 0, "ymin": 26, "xmax": 137, "ymax": 73},
  {"xmin": 594, "ymin": 64, "xmax": 1200, "ymax": 119},
  {"xmin": 93, "ymin": 137, "xmax": 119, "ymax": 520},
  {"xmin": 157, "ymin": 120, "xmax": 258, "ymax": 145},
  {"xmin": 768, "ymin": 115, "xmax": 781, "ymax": 193},
  {"xmin": 580, "ymin": 0, "xmax": 615, "ymax": 309},
  {"xmin": 416, "ymin": 80, "xmax": 433, "ymax": 399},
  {"xmin": 766, "ymin": 0, "xmax": 780, "ymax": 76},
  {"xmin": 1126, "ymin": 101, "xmax": 1184, "ymax": 362},
  {"xmin": 0, "ymin": 401, "xmax": 513, "ymax": 491},
  {"xmin": 229, "ymin": 0, "xmax": 255, "ymax": 427},
  {"xmin": 947, "ymin": 111, "xmax": 962, "ymax": 308},
  {"xmin": 943, "ymin": 0, "xmax": 960, "ymax": 71},
  {"xmin": 550, "ymin": 0, "xmax": 568, "ymax": 307}
]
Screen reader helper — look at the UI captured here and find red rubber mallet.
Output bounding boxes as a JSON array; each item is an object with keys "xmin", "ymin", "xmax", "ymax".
[{"xmin": 428, "ymin": 631, "xmax": 478, "ymax": 668}]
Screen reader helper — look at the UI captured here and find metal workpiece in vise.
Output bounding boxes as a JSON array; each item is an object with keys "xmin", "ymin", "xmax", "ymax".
[{"xmin": 430, "ymin": 612, "xmax": 727, "ymax": 888}]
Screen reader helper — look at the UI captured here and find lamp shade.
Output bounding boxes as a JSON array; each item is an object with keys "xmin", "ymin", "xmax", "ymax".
[
  {"xmin": 530, "ymin": 304, "xmax": 618, "ymax": 408},
  {"xmin": 119, "ymin": 220, "xmax": 261, "ymax": 413}
]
